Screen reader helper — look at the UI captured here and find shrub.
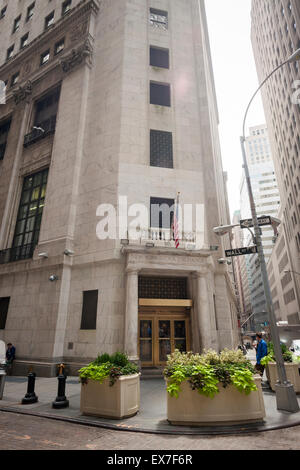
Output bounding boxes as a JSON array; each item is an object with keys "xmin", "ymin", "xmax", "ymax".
[
  {"xmin": 261, "ymin": 341, "xmax": 294, "ymax": 366},
  {"xmin": 79, "ymin": 352, "xmax": 139, "ymax": 386},
  {"xmin": 164, "ymin": 349, "xmax": 257, "ymax": 399}
]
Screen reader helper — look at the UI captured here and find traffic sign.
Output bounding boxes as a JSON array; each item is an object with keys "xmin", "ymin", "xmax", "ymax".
[
  {"xmin": 225, "ymin": 246, "xmax": 258, "ymax": 257},
  {"xmin": 240, "ymin": 216, "xmax": 272, "ymax": 228}
]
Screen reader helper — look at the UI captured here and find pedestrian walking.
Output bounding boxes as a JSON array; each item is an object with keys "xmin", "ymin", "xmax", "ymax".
[
  {"xmin": 255, "ymin": 333, "xmax": 267, "ymax": 377},
  {"xmin": 5, "ymin": 343, "xmax": 16, "ymax": 376}
]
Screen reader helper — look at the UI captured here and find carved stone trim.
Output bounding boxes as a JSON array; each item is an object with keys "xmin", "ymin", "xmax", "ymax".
[
  {"xmin": 60, "ymin": 38, "xmax": 94, "ymax": 74},
  {"xmin": 13, "ymin": 80, "xmax": 33, "ymax": 105}
]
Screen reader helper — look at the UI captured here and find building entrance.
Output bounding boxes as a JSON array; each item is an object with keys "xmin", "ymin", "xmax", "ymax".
[{"xmin": 138, "ymin": 307, "xmax": 190, "ymax": 367}]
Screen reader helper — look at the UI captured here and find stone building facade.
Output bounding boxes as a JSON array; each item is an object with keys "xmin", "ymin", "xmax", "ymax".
[
  {"xmin": 251, "ymin": 0, "xmax": 300, "ymax": 325},
  {"xmin": 0, "ymin": 0, "xmax": 239, "ymax": 376}
]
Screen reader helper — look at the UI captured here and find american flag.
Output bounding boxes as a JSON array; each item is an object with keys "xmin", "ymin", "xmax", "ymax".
[{"xmin": 172, "ymin": 193, "xmax": 180, "ymax": 248}]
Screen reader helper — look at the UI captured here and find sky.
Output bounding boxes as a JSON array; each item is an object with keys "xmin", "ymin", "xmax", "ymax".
[{"xmin": 204, "ymin": 0, "xmax": 266, "ymax": 218}]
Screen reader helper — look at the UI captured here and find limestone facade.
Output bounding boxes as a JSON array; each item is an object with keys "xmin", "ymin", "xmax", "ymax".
[{"xmin": 0, "ymin": 0, "xmax": 239, "ymax": 375}]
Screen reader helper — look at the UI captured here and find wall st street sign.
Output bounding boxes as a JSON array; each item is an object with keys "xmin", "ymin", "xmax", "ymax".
[
  {"xmin": 225, "ymin": 246, "xmax": 258, "ymax": 258},
  {"xmin": 240, "ymin": 216, "xmax": 272, "ymax": 228}
]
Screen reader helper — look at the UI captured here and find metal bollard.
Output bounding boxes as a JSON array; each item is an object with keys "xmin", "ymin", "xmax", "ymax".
[
  {"xmin": 52, "ymin": 364, "xmax": 69, "ymax": 409},
  {"xmin": 22, "ymin": 368, "xmax": 38, "ymax": 404},
  {"xmin": 0, "ymin": 367, "xmax": 6, "ymax": 400}
]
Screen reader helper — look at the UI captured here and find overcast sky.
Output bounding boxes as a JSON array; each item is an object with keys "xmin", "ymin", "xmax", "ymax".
[{"xmin": 204, "ymin": 0, "xmax": 266, "ymax": 218}]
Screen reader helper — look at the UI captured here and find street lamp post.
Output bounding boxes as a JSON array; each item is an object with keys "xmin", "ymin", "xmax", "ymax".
[{"xmin": 239, "ymin": 49, "xmax": 300, "ymax": 413}]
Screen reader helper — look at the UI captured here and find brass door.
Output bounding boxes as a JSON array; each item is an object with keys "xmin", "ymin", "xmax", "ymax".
[{"xmin": 139, "ymin": 311, "xmax": 190, "ymax": 366}]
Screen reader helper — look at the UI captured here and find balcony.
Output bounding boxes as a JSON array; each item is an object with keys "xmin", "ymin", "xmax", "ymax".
[
  {"xmin": 122, "ymin": 228, "xmax": 197, "ymax": 250},
  {"xmin": 0, "ymin": 243, "xmax": 35, "ymax": 264},
  {"xmin": 23, "ymin": 115, "xmax": 56, "ymax": 148}
]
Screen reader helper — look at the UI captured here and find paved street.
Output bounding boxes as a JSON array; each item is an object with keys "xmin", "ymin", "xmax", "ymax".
[{"xmin": 1, "ymin": 411, "xmax": 300, "ymax": 451}]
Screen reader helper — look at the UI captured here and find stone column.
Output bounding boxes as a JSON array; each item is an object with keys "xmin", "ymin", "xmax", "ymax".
[
  {"xmin": 124, "ymin": 269, "xmax": 139, "ymax": 361},
  {"xmin": 194, "ymin": 271, "xmax": 213, "ymax": 351}
]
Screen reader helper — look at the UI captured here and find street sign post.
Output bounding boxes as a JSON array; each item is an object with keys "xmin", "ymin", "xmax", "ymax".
[
  {"xmin": 225, "ymin": 246, "xmax": 258, "ymax": 258},
  {"xmin": 240, "ymin": 216, "xmax": 271, "ymax": 228}
]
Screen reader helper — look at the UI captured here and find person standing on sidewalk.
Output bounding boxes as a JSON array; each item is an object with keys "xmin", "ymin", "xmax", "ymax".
[
  {"xmin": 255, "ymin": 333, "xmax": 268, "ymax": 376},
  {"xmin": 5, "ymin": 343, "xmax": 16, "ymax": 376}
]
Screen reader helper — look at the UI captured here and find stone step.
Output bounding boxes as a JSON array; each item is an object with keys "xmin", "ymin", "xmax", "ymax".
[{"xmin": 141, "ymin": 367, "xmax": 164, "ymax": 379}]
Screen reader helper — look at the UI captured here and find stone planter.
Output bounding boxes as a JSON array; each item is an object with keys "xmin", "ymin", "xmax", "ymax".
[
  {"xmin": 80, "ymin": 373, "xmax": 140, "ymax": 419},
  {"xmin": 266, "ymin": 362, "xmax": 300, "ymax": 393},
  {"xmin": 166, "ymin": 376, "xmax": 265, "ymax": 426}
]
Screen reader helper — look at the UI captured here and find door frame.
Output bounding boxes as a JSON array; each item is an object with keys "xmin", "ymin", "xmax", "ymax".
[{"xmin": 138, "ymin": 306, "xmax": 190, "ymax": 367}]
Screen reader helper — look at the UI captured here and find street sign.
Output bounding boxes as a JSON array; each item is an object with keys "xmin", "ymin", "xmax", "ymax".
[
  {"xmin": 240, "ymin": 216, "xmax": 272, "ymax": 228},
  {"xmin": 225, "ymin": 246, "xmax": 258, "ymax": 257}
]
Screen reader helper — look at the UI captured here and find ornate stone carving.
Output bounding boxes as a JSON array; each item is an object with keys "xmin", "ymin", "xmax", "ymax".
[
  {"xmin": 60, "ymin": 38, "xmax": 94, "ymax": 74},
  {"xmin": 69, "ymin": 20, "xmax": 89, "ymax": 42},
  {"xmin": 13, "ymin": 80, "xmax": 33, "ymax": 105}
]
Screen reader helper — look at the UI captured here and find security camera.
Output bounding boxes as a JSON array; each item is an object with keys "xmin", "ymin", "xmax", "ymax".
[
  {"xmin": 217, "ymin": 258, "xmax": 227, "ymax": 264},
  {"xmin": 38, "ymin": 252, "xmax": 48, "ymax": 259},
  {"xmin": 49, "ymin": 275, "xmax": 59, "ymax": 282},
  {"xmin": 64, "ymin": 249, "xmax": 74, "ymax": 256}
]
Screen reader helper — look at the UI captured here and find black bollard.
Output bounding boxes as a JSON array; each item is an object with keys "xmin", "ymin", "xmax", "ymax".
[
  {"xmin": 22, "ymin": 368, "xmax": 38, "ymax": 404},
  {"xmin": 52, "ymin": 364, "xmax": 69, "ymax": 409}
]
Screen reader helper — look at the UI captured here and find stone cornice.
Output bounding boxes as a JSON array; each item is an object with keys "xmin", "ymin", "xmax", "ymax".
[{"xmin": 0, "ymin": 0, "xmax": 100, "ymax": 77}]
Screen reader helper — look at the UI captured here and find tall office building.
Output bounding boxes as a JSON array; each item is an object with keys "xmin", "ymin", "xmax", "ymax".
[
  {"xmin": 238, "ymin": 125, "xmax": 281, "ymax": 331},
  {"xmin": 251, "ymin": 0, "xmax": 300, "ymax": 325},
  {"xmin": 0, "ymin": 0, "xmax": 239, "ymax": 376}
]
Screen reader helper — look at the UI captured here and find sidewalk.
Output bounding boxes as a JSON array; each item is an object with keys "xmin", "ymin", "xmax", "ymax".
[{"xmin": 1, "ymin": 375, "xmax": 300, "ymax": 435}]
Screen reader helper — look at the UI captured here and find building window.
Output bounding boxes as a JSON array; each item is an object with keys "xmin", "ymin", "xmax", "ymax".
[
  {"xmin": 80, "ymin": 290, "xmax": 98, "ymax": 330},
  {"xmin": 62, "ymin": 0, "xmax": 72, "ymax": 16},
  {"xmin": 150, "ymin": 8, "xmax": 168, "ymax": 30},
  {"xmin": 45, "ymin": 11, "xmax": 54, "ymax": 30},
  {"xmin": 34, "ymin": 88, "xmax": 60, "ymax": 127},
  {"xmin": 150, "ymin": 130, "xmax": 173, "ymax": 168},
  {"xmin": 0, "ymin": 118, "xmax": 11, "ymax": 160},
  {"xmin": 138, "ymin": 277, "xmax": 187, "ymax": 299},
  {"xmin": 12, "ymin": 15, "xmax": 21, "ymax": 34},
  {"xmin": 0, "ymin": 6, "xmax": 7, "ymax": 19},
  {"xmin": 10, "ymin": 72, "xmax": 19, "ymax": 87},
  {"xmin": 20, "ymin": 33, "xmax": 29, "ymax": 49},
  {"xmin": 0, "ymin": 297, "xmax": 10, "ymax": 330},
  {"xmin": 11, "ymin": 168, "xmax": 49, "ymax": 262},
  {"xmin": 6, "ymin": 45, "xmax": 14, "ymax": 61},
  {"xmin": 40, "ymin": 49, "xmax": 50, "ymax": 66},
  {"xmin": 150, "ymin": 82, "xmax": 171, "ymax": 107},
  {"xmin": 54, "ymin": 38, "xmax": 65, "ymax": 55},
  {"xmin": 26, "ymin": 2, "xmax": 35, "ymax": 22},
  {"xmin": 24, "ymin": 87, "xmax": 61, "ymax": 147},
  {"xmin": 150, "ymin": 197, "xmax": 174, "ymax": 229},
  {"xmin": 150, "ymin": 47, "xmax": 169, "ymax": 69}
]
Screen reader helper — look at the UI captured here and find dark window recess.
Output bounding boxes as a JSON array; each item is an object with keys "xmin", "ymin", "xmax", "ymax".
[
  {"xmin": 150, "ymin": 47, "xmax": 169, "ymax": 68},
  {"xmin": 0, "ymin": 118, "xmax": 11, "ymax": 160},
  {"xmin": 150, "ymin": 197, "xmax": 174, "ymax": 229},
  {"xmin": 81, "ymin": 290, "xmax": 98, "ymax": 330},
  {"xmin": 10, "ymin": 168, "xmax": 49, "ymax": 262},
  {"xmin": 24, "ymin": 87, "xmax": 60, "ymax": 147},
  {"xmin": 0, "ymin": 297, "xmax": 10, "ymax": 330},
  {"xmin": 138, "ymin": 277, "xmax": 187, "ymax": 299},
  {"xmin": 150, "ymin": 82, "xmax": 171, "ymax": 107},
  {"xmin": 150, "ymin": 130, "xmax": 173, "ymax": 168}
]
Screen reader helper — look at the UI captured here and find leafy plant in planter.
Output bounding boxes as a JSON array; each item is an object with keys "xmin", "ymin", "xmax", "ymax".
[
  {"xmin": 79, "ymin": 352, "xmax": 139, "ymax": 387},
  {"xmin": 164, "ymin": 349, "xmax": 257, "ymax": 399},
  {"xmin": 260, "ymin": 341, "xmax": 294, "ymax": 366}
]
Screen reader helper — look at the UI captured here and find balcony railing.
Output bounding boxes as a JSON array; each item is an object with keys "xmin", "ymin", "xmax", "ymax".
[
  {"xmin": 0, "ymin": 243, "xmax": 35, "ymax": 264},
  {"xmin": 23, "ymin": 115, "xmax": 57, "ymax": 148},
  {"xmin": 124, "ymin": 228, "xmax": 197, "ymax": 249}
]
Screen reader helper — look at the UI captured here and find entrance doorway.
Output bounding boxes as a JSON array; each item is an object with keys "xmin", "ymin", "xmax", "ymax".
[{"xmin": 138, "ymin": 307, "xmax": 190, "ymax": 366}]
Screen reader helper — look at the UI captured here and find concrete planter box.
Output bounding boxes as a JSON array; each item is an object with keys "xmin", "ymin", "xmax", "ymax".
[
  {"xmin": 166, "ymin": 376, "xmax": 265, "ymax": 426},
  {"xmin": 80, "ymin": 374, "xmax": 140, "ymax": 419},
  {"xmin": 266, "ymin": 362, "xmax": 300, "ymax": 393}
]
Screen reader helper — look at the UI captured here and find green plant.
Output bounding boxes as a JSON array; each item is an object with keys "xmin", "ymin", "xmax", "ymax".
[
  {"xmin": 261, "ymin": 342, "xmax": 294, "ymax": 365},
  {"xmin": 79, "ymin": 352, "xmax": 139, "ymax": 386},
  {"xmin": 164, "ymin": 349, "xmax": 257, "ymax": 399}
]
